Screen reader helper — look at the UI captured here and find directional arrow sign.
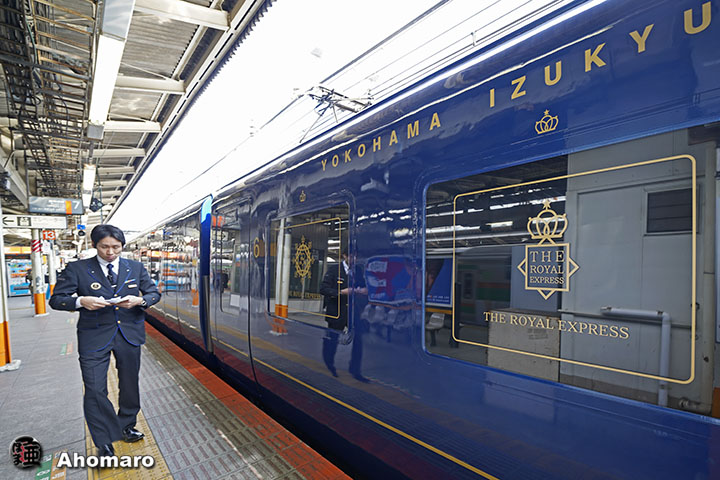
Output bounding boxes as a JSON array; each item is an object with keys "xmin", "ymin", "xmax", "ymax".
[{"xmin": 2, "ymin": 215, "xmax": 67, "ymax": 229}]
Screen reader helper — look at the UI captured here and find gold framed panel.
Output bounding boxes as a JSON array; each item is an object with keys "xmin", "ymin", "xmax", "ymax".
[
  {"xmin": 450, "ymin": 155, "xmax": 697, "ymax": 384},
  {"xmin": 273, "ymin": 216, "xmax": 345, "ymax": 319}
]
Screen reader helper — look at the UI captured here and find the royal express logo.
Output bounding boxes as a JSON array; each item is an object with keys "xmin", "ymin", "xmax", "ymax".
[
  {"xmin": 293, "ymin": 236, "xmax": 314, "ymax": 279},
  {"xmin": 516, "ymin": 200, "xmax": 579, "ymax": 299}
]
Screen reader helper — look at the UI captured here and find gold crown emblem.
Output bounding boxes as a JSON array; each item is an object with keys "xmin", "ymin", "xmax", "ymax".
[
  {"xmin": 299, "ymin": 190, "xmax": 306, "ymax": 202},
  {"xmin": 526, "ymin": 200, "xmax": 567, "ymax": 244},
  {"xmin": 535, "ymin": 109, "xmax": 559, "ymax": 134},
  {"xmin": 293, "ymin": 236, "xmax": 314, "ymax": 279}
]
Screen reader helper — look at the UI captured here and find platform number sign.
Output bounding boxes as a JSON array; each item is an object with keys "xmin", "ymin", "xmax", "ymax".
[{"xmin": 41, "ymin": 230, "xmax": 56, "ymax": 241}]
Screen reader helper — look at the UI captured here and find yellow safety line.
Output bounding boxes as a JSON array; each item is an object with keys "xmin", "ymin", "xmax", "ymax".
[
  {"xmin": 211, "ymin": 334, "xmax": 498, "ymax": 479},
  {"xmin": 158, "ymin": 285, "xmax": 499, "ymax": 477},
  {"xmin": 86, "ymin": 355, "xmax": 173, "ymax": 480}
]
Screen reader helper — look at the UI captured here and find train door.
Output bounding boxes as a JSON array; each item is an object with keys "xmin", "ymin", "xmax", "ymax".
[
  {"xmin": 173, "ymin": 213, "xmax": 204, "ymax": 349},
  {"xmin": 209, "ymin": 199, "xmax": 256, "ymax": 388},
  {"xmin": 159, "ymin": 223, "xmax": 180, "ymax": 331}
]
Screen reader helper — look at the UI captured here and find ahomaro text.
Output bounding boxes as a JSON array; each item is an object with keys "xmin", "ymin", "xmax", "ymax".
[{"xmin": 56, "ymin": 452, "xmax": 156, "ymax": 469}]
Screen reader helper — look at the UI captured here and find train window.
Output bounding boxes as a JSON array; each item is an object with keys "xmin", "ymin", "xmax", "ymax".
[
  {"xmin": 268, "ymin": 205, "xmax": 350, "ymax": 328},
  {"xmin": 211, "ymin": 202, "xmax": 251, "ymax": 315},
  {"xmin": 425, "ymin": 130, "xmax": 715, "ymax": 415},
  {"xmin": 175, "ymin": 215, "xmax": 201, "ymax": 332},
  {"xmin": 646, "ymin": 189, "xmax": 693, "ymax": 233}
]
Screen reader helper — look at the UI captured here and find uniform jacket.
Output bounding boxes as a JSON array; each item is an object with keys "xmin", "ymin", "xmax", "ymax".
[
  {"xmin": 49, "ymin": 256, "xmax": 161, "ymax": 353},
  {"xmin": 320, "ymin": 263, "xmax": 348, "ymax": 330}
]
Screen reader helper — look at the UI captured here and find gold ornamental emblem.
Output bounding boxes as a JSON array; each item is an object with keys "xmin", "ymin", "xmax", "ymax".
[
  {"xmin": 516, "ymin": 200, "xmax": 579, "ymax": 299},
  {"xmin": 535, "ymin": 109, "xmax": 559, "ymax": 135},
  {"xmin": 90, "ymin": 282, "xmax": 101, "ymax": 290},
  {"xmin": 299, "ymin": 190, "xmax": 306, "ymax": 202},
  {"xmin": 293, "ymin": 236, "xmax": 314, "ymax": 279}
]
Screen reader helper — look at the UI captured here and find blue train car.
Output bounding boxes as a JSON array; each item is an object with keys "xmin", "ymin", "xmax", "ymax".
[{"xmin": 128, "ymin": 1, "xmax": 720, "ymax": 477}]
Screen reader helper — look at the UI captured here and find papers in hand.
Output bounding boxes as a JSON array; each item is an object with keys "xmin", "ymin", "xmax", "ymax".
[{"xmin": 105, "ymin": 296, "xmax": 130, "ymax": 304}]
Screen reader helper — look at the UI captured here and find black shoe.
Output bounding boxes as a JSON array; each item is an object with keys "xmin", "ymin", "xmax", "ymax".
[
  {"xmin": 122, "ymin": 426, "xmax": 145, "ymax": 443},
  {"xmin": 98, "ymin": 444, "xmax": 115, "ymax": 457},
  {"xmin": 327, "ymin": 366, "xmax": 338, "ymax": 377}
]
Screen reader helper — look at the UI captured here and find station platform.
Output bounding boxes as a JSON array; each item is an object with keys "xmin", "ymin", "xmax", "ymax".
[{"xmin": 0, "ymin": 296, "xmax": 349, "ymax": 480}]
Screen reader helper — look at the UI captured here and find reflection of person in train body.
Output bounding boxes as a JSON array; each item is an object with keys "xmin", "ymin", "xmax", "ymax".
[
  {"xmin": 349, "ymin": 259, "xmax": 369, "ymax": 382},
  {"xmin": 320, "ymin": 250, "xmax": 368, "ymax": 381}
]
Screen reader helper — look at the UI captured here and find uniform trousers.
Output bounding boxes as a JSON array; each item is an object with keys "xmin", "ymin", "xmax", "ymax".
[{"xmin": 78, "ymin": 331, "xmax": 141, "ymax": 447}]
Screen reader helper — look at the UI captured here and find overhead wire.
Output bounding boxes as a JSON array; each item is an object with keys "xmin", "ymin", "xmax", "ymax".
[{"xmin": 148, "ymin": 1, "xmax": 568, "ymax": 213}]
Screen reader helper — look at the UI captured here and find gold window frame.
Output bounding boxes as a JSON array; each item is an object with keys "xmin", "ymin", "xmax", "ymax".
[
  {"xmin": 451, "ymin": 154, "xmax": 696, "ymax": 384},
  {"xmin": 273, "ymin": 215, "xmax": 345, "ymax": 319}
]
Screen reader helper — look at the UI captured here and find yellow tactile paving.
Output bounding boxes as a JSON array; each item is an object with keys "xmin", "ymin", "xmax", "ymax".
[{"xmin": 85, "ymin": 355, "xmax": 173, "ymax": 480}]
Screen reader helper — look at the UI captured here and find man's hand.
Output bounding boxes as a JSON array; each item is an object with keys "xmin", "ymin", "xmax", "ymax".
[
  {"xmin": 80, "ymin": 296, "xmax": 110, "ymax": 310},
  {"xmin": 115, "ymin": 295, "xmax": 145, "ymax": 309}
]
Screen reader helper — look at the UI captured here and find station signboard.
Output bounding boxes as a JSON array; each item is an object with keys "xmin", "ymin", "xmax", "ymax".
[
  {"xmin": 28, "ymin": 196, "xmax": 83, "ymax": 215},
  {"xmin": 2, "ymin": 215, "xmax": 68, "ymax": 229}
]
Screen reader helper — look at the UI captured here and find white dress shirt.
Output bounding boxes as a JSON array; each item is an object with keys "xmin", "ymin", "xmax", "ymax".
[
  {"xmin": 75, "ymin": 256, "xmax": 120, "ymax": 309},
  {"xmin": 96, "ymin": 256, "xmax": 120, "ymax": 281}
]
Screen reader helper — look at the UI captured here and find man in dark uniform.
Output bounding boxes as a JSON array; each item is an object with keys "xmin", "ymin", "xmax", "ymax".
[{"xmin": 50, "ymin": 225, "xmax": 160, "ymax": 457}]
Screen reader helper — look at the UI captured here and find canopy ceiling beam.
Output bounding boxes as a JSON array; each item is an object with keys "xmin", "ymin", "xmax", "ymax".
[
  {"xmin": 115, "ymin": 75, "xmax": 185, "ymax": 95},
  {"xmin": 134, "ymin": 0, "xmax": 229, "ymax": 30},
  {"xmin": 104, "ymin": 120, "xmax": 161, "ymax": 133},
  {"xmin": 84, "ymin": 148, "xmax": 146, "ymax": 159}
]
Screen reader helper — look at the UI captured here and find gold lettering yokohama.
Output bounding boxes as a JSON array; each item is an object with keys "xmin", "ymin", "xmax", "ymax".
[
  {"xmin": 317, "ymin": 112, "xmax": 442, "ymax": 171},
  {"xmin": 408, "ymin": 120, "xmax": 419, "ymax": 139},
  {"xmin": 430, "ymin": 112, "xmax": 441, "ymax": 130},
  {"xmin": 389, "ymin": 130, "xmax": 398, "ymax": 146}
]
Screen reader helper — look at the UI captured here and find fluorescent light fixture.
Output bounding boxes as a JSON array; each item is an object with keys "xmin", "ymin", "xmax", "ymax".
[
  {"xmin": 82, "ymin": 164, "xmax": 97, "ymax": 211},
  {"xmin": 488, "ymin": 221, "xmax": 513, "ymax": 229},
  {"xmin": 88, "ymin": 34, "xmax": 125, "ymax": 125}
]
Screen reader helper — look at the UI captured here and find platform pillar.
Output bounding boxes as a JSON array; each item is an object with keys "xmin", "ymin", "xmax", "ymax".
[
  {"xmin": 31, "ymin": 230, "xmax": 47, "ymax": 316},
  {"xmin": 0, "ymin": 197, "xmax": 12, "ymax": 366},
  {"xmin": 47, "ymin": 240, "xmax": 57, "ymax": 296}
]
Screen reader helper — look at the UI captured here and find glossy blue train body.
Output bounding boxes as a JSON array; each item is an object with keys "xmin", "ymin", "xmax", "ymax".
[{"xmin": 128, "ymin": 1, "xmax": 720, "ymax": 478}]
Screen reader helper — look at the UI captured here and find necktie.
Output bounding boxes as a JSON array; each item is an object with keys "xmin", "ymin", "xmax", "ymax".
[{"xmin": 107, "ymin": 263, "xmax": 116, "ymax": 286}]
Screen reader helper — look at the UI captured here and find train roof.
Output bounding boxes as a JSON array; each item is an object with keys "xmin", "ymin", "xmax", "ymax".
[{"xmin": 210, "ymin": 0, "xmax": 586, "ymax": 204}]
